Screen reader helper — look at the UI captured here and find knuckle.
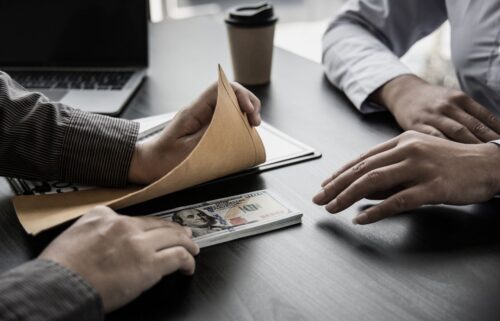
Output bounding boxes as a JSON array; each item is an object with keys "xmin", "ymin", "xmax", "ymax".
[
  {"xmin": 434, "ymin": 99, "xmax": 453, "ymax": 113},
  {"xmin": 351, "ymin": 161, "xmax": 367, "ymax": 174},
  {"xmin": 108, "ymin": 217, "xmax": 133, "ymax": 234},
  {"xmin": 355, "ymin": 152, "xmax": 368, "ymax": 164},
  {"xmin": 472, "ymin": 122, "xmax": 487, "ymax": 135},
  {"xmin": 173, "ymin": 247, "xmax": 190, "ymax": 262},
  {"xmin": 401, "ymin": 131, "xmax": 412, "ymax": 138},
  {"xmin": 487, "ymin": 113, "xmax": 499, "ymax": 125},
  {"xmin": 82, "ymin": 208, "xmax": 119, "ymax": 228},
  {"xmin": 91, "ymin": 205, "xmax": 115, "ymax": 217},
  {"xmin": 173, "ymin": 230, "xmax": 188, "ymax": 243},
  {"xmin": 125, "ymin": 234, "xmax": 145, "ymax": 253},
  {"xmin": 393, "ymin": 194, "xmax": 408, "ymax": 211},
  {"xmin": 366, "ymin": 170, "xmax": 383, "ymax": 183},
  {"xmin": 401, "ymin": 130, "xmax": 420, "ymax": 140},
  {"xmin": 447, "ymin": 90, "xmax": 467, "ymax": 104},
  {"xmin": 405, "ymin": 139, "xmax": 426, "ymax": 154},
  {"xmin": 425, "ymin": 129, "xmax": 441, "ymax": 138},
  {"xmin": 451, "ymin": 125, "xmax": 467, "ymax": 137},
  {"xmin": 158, "ymin": 219, "xmax": 176, "ymax": 229}
]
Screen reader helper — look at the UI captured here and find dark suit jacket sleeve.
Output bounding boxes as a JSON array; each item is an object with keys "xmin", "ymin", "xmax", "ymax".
[
  {"xmin": 0, "ymin": 71, "xmax": 139, "ymax": 186},
  {"xmin": 0, "ymin": 259, "xmax": 104, "ymax": 321}
]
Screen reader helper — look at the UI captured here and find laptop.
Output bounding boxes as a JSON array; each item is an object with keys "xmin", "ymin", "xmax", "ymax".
[{"xmin": 0, "ymin": 0, "xmax": 148, "ymax": 115}]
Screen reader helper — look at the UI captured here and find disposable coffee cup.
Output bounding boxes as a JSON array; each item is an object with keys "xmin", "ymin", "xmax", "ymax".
[{"xmin": 225, "ymin": 2, "xmax": 278, "ymax": 86}]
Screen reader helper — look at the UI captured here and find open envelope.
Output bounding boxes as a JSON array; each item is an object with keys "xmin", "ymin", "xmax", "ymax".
[{"xmin": 13, "ymin": 66, "xmax": 266, "ymax": 235}]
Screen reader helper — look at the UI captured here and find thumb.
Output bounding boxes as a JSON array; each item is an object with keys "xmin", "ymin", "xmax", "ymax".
[{"xmin": 183, "ymin": 125, "xmax": 208, "ymax": 151}]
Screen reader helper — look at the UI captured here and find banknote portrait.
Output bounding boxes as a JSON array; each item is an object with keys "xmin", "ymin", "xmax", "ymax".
[{"xmin": 172, "ymin": 208, "xmax": 232, "ymax": 237}]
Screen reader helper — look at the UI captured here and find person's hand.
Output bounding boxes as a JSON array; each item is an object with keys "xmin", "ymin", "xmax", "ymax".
[
  {"xmin": 313, "ymin": 131, "xmax": 500, "ymax": 225},
  {"xmin": 39, "ymin": 206, "xmax": 199, "ymax": 313},
  {"xmin": 128, "ymin": 82, "xmax": 261, "ymax": 184},
  {"xmin": 371, "ymin": 75, "xmax": 500, "ymax": 143}
]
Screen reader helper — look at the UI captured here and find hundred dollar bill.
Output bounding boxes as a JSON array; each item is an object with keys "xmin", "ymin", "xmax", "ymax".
[{"xmin": 150, "ymin": 190, "xmax": 302, "ymax": 248}]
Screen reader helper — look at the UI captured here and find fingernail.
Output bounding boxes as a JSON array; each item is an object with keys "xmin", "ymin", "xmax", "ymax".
[
  {"xmin": 353, "ymin": 212, "xmax": 369, "ymax": 225},
  {"xmin": 325, "ymin": 199, "xmax": 339, "ymax": 213},
  {"xmin": 195, "ymin": 244, "xmax": 200, "ymax": 255},
  {"xmin": 313, "ymin": 189, "xmax": 326, "ymax": 204}
]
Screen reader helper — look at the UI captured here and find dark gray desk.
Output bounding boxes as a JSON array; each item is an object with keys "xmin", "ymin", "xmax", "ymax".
[{"xmin": 2, "ymin": 17, "xmax": 500, "ymax": 321}]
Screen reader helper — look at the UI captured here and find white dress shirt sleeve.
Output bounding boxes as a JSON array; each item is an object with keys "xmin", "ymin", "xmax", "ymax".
[{"xmin": 322, "ymin": 0, "xmax": 447, "ymax": 113}]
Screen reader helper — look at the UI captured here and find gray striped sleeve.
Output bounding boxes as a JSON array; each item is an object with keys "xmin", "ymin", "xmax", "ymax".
[
  {"xmin": 0, "ymin": 259, "xmax": 104, "ymax": 321},
  {"xmin": 0, "ymin": 71, "xmax": 139, "ymax": 186}
]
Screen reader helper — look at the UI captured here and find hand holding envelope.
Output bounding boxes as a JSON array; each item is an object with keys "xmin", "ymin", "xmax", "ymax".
[
  {"xmin": 129, "ymin": 79, "xmax": 262, "ymax": 185},
  {"xmin": 14, "ymin": 66, "xmax": 266, "ymax": 235}
]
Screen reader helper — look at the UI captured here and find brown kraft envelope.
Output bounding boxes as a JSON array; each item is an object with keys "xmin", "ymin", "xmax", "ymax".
[{"xmin": 13, "ymin": 66, "xmax": 266, "ymax": 235}]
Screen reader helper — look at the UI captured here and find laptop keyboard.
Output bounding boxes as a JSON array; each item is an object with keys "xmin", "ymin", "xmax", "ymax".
[{"xmin": 7, "ymin": 71, "xmax": 133, "ymax": 90}]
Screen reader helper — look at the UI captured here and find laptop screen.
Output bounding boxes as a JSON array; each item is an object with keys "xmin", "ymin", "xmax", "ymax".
[{"xmin": 0, "ymin": 0, "xmax": 148, "ymax": 68}]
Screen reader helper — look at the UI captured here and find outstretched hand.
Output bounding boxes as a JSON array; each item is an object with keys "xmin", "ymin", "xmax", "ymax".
[
  {"xmin": 313, "ymin": 131, "xmax": 500, "ymax": 225},
  {"xmin": 128, "ymin": 82, "xmax": 261, "ymax": 184}
]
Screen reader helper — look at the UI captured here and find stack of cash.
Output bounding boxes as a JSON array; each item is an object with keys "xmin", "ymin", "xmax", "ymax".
[{"xmin": 151, "ymin": 190, "xmax": 302, "ymax": 248}]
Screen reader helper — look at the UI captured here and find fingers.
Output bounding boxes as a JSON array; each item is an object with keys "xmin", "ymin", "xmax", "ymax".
[
  {"xmin": 444, "ymin": 106, "xmax": 500, "ymax": 142},
  {"xmin": 426, "ymin": 116, "xmax": 481, "ymax": 144},
  {"xmin": 233, "ymin": 82, "xmax": 255, "ymax": 114},
  {"xmin": 134, "ymin": 216, "xmax": 191, "ymax": 233},
  {"xmin": 79, "ymin": 206, "xmax": 117, "ymax": 222},
  {"xmin": 413, "ymin": 124, "xmax": 446, "ymax": 139},
  {"xmin": 142, "ymin": 226, "xmax": 199, "ymax": 255},
  {"xmin": 232, "ymin": 82, "xmax": 262, "ymax": 126},
  {"xmin": 189, "ymin": 82, "xmax": 262, "ymax": 129},
  {"xmin": 324, "ymin": 163, "xmax": 412, "ymax": 214},
  {"xmin": 155, "ymin": 246, "xmax": 197, "ymax": 275},
  {"xmin": 248, "ymin": 94, "xmax": 262, "ymax": 126},
  {"xmin": 460, "ymin": 96, "xmax": 500, "ymax": 135},
  {"xmin": 319, "ymin": 136, "xmax": 399, "ymax": 189},
  {"xmin": 315, "ymin": 149, "xmax": 404, "ymax": 205},
  {"xmin": 353, "ymin": 185, "xmax": 429, "ymax": 225}
]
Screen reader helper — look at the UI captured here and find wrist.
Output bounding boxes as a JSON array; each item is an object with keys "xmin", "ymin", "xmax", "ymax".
[
  {"xmin": 370, "ymin": 74, "xmax": 427, "ymax": 114},
  {"xmin": 479, "ymin": 142, "xmax": 500, "ymax": 195},
  {"xmin": 128, "ymin": 142, "xmax": 147, "ymax": 184}
]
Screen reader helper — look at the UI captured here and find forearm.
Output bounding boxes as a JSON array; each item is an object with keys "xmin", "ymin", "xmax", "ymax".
[
  {"xmin": 323, "ymin": 21, "xmax": 412, "ymax": 112},
  {"xmin": 0, "ymin": 259, "xmax": 104, "ymax": 321},
  {"xmin": 369, "ymin": 74, "xmax": 429, "ymax": 112},
  {"xmin": 322, "ymin": 0, "xmax": 446, "ymax": 112},
  {"xmin": 0, "ymin": 71, "xmax": 139, "ymax": 186}
]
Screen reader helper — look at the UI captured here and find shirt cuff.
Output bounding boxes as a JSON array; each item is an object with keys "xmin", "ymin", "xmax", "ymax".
[
  {"xmin": 59, "ymin": 110, "xmax": 139, "ymax": 186},
  {"xmin": 322, "ymin": 24, "xmax": 413, "ymax": 114},
  {"xmin": 0, "ymin": 259, "xmax": 104, "ymax": 321},
  {"xmin": 489, "ymin": 139, "xmax": 500, "ymax": 147},
  {"xmin": 342, "ymin": 61, "xmax": 412, "ymax": 113}
]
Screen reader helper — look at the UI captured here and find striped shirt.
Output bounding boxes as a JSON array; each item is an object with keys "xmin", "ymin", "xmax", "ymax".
[{"xmin": 0, "ymin": 70, "xmax": 139, "ymax": 320}]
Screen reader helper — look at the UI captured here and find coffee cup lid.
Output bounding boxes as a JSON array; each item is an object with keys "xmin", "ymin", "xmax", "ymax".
[{"xmin": 225, "ymin": 2, "xmax": 278, "ymax": 27}]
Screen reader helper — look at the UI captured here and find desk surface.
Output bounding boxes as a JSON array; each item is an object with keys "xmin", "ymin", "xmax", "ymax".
[{"xmin": 2, "ymin": 17, "xmax": 500, "ymax": 321}]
